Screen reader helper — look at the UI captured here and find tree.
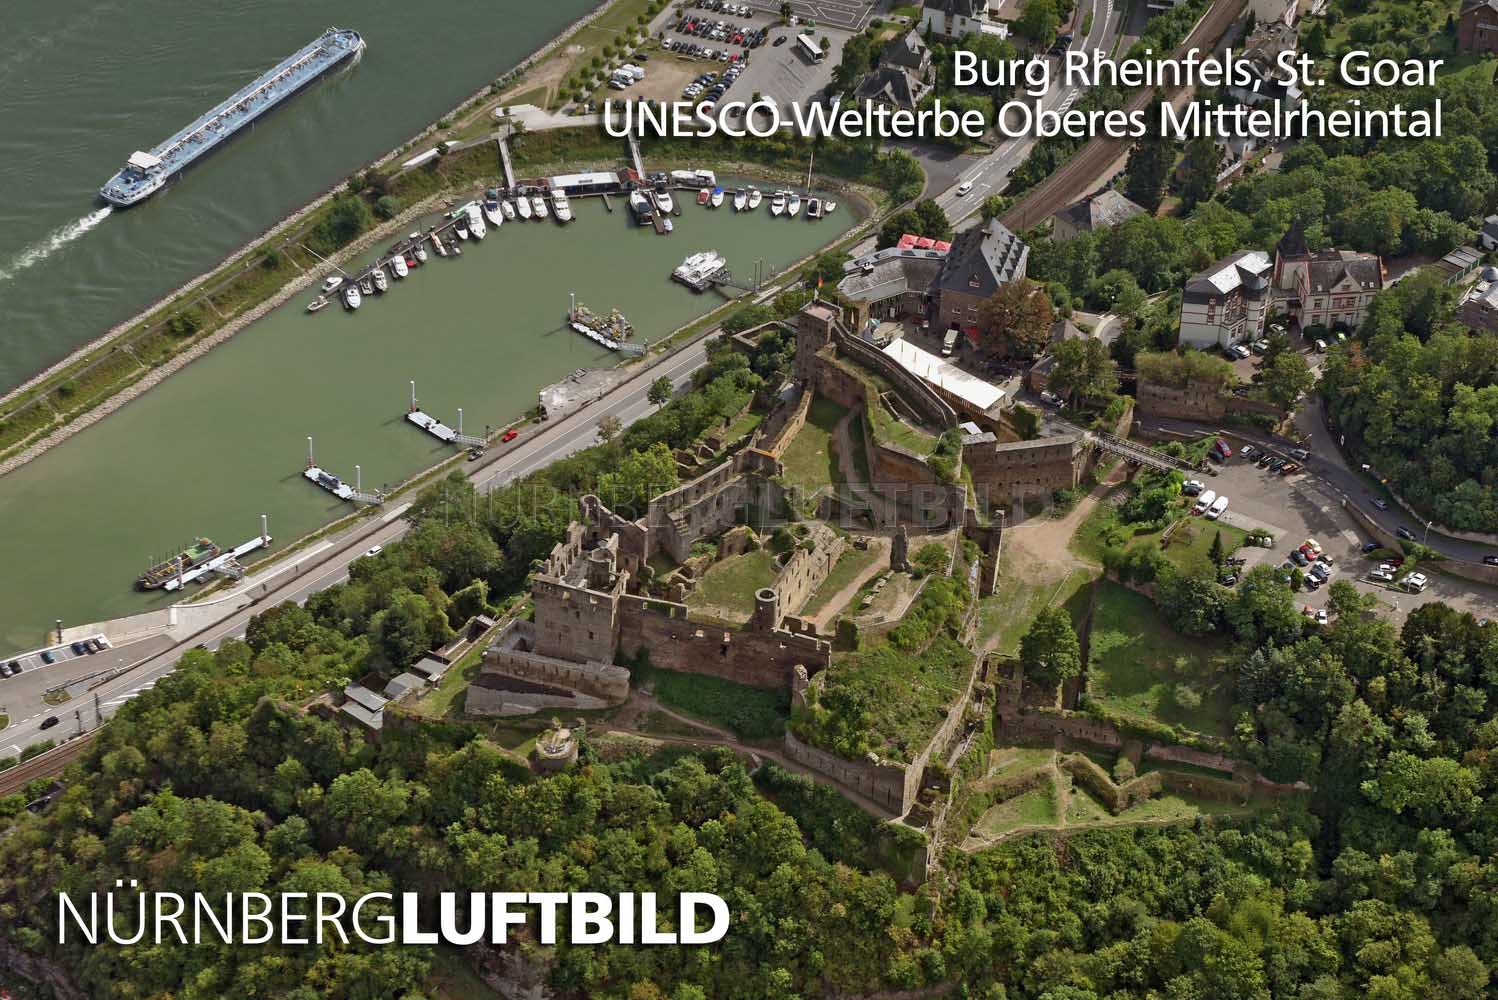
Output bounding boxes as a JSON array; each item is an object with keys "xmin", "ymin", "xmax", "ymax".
[
  {"xmin": 1019, "ymin": 607, "xmax": 1082, "ymax": 687},
  {"xmin": 1014, "ymin": 0, "xmax": 1060, "ymax": 42},
  {"xmin": 1225, "ymin": 565, "xmax": 1302, "ymax": 647},
  {"xmin": 1208, "ymin": 530, "xmax": 1225, "ymax": 568},
  {"xmin": 313, "ymin": 195, "xmax": 373, "ymax": 251},
  {"xmin": 648, "ymin": 376, "xmax": 675, "ymax": 408},
  {"xmin": 597, "ymin": 414, "xmax": 623, "ymax": 443},
  {"xmin": 1178, "ymin": 132, "xmax": 1223, "ymax": 210},
  {"xmin": 977, "ymin": 279, "xmax": 1054, "ymax": 357},
  {"xmin": 1046, "ymin": 337, "xmax": 1118, "ymax": 404},
  {"xmin": 1259, "ymin": 351, "xmax": 1316, "ymax": 408},
  {"xmin": 1123, "ymin": 114, "xmax": 1175, "ymax": 212}
]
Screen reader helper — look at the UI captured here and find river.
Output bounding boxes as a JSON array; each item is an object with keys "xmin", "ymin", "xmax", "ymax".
[
  {"xmin": 0, "ymin": 194, "xmax": 854, "ymax": 646},
  {"xmin": 0, "ymin": 0, "xmax": 602, "ymax": 393}
]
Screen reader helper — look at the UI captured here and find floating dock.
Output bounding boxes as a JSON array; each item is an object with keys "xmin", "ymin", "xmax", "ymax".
[
  {"xmin": 303, "ymin": 437, "xmax": 385, "ymax": 504},
  {"xmin": 163, "ymin": 522, "xmax": 273, "ymax": 591},
  {"xmin": 100, "ymin": 28, "xmax": 364, "ymax": 206},
  {"xmin": 405, "ymin": 383, "xmax": 486, "ymax": 448}
]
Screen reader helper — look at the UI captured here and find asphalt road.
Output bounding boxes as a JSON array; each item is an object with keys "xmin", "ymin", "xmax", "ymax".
[
  {"xmin": 0, "ymin": 341, "xmax": 713, "ymax": 758},
  {"xmin": 932, "ymin": 0, "xmax": 1126, "ymax": 223}
]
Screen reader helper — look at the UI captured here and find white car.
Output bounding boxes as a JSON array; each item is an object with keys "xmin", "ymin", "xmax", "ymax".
[
  {"xmin": 1400, "ymin": 572, "xmax": 1428, "ymax": 593},
  {"xmin": 365, "ymin": 544, "xmax": 384, "ymax": 558},
  {"xmin": 956, "ymin": 180, "xmax": 973, "ymax": 196},
  {"xmin": 1316, "ymin": 609, "xmax": 1329, "ymax": 625}
]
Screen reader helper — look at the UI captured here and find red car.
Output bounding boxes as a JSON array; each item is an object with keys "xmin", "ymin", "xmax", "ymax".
[{"xmin": 502, "ymin": 428, "xmax": 519, "ymax": 443}]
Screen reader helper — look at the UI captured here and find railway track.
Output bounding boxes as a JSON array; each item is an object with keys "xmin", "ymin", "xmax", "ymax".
[
  {"xmin": 0, "ymin": 733, "xmax": 94, "ymax": 797},
  {"xmin": 1001, "ymin": 0, "xmax": 1250, "ymax": 232}
]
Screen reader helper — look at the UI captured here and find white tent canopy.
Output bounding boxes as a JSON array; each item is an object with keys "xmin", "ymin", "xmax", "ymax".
[{"xmin": 882, "ymin": 337, "xmax": 1005, "ymax": 412}]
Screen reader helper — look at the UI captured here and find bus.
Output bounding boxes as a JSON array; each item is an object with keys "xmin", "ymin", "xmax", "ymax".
[{"xmin": 796, "ymin": 33, "xmax": 824, "ymax": 62}]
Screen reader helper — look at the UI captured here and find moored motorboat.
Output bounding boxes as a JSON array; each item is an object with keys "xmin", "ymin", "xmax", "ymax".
[
  {"xmin": 516, "ymin": 195, "xmax": 532, "ymax": 220},
  {"xmin": 391, "ymin": 255, "xmax": 409, "ymax": 278},
  {"xmin": 654, "ymin": 183, "xmax": 675, "ymax": 214},
  {"xmin": 501, "ymin": 198, "xmax": 517, "ymax": 220},
  {"xmin": 307, "ymin": 297, "xmax": 329, "ymax": 312},
  {"xmin": 342, "ymin": 284, "xmax": 362, "ymax": 310},
  {"xmin": 483, "ymin": 200, "xmax": 504, "ymax": 227},
  {"xmin": 807, "ymin": 197, "xmax": 822, "ymax": 219},
  {"xmin": 414, "ymin": 242, "xmax": 428, "ymax": 263},
  {"xmin": 733, "ymin": 189, "xmax": 747, "ymax": 211},
  {"xmin": 710, "ymin": 186, "xmax": 725, "ymax": 208},
  {"xmin": 823, "ymin": 200, "xmax": 837, "ymax": 214},
  {"xmin": 552, "ymin": 189, "xmax": 573, "ymax": 223},
  {"xmin": 359, "ymin": 275, "xmax": 374, "ymax": 296},
  {"xmin": 769, "ymin": 191, "xmax": 786, "ymax": 216},
  {"xmin": 696, "ymin": 188, "xmax": 710, "ymax": 206},
  {"xmin": 629, "ymin": 189, "xmax": 655, "ymax": 225},
  {"xmin": 663, "ymin": 217, "xmax": 674, "ymax": 233},
  {"xmin": 449, "ymin": 238, "xmax": 462, "ymax": 256},
  {"xmin": 372, "ymin": 267, "xmax": 388, "ymax": 293},
  {"xmin": 531, "ymin": 193, "xmax": 549, "ymax": 220},
  {"xmin": 468, "ymin": 205, "xmax": 488, "ymax": 240},
  {"xmin": 787, "ymin": 192, "xmax": 802, "ymax": 217},
  {"xmin": 747, "ymin": 186, "xmax": 762, "ymax": 210},
  {"xmin": 320, "ymin": 274, "xmax": 344, "ymax": 294},
  {"xmin": 430, "ymin": 233, "xmax": 448, "ymax": 257},
  {"xmin": 454, "ymin": 216, "xmax": 470, "ymax": 239}
]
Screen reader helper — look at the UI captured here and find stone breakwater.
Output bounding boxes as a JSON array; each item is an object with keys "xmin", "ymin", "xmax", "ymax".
[
  {"xmin": 0, "ymin": 0, "xmax": 620, "ymax": 412},
  {"xmin": 0, "ymin": 193, "xmax": 448, "ymax": 479}
]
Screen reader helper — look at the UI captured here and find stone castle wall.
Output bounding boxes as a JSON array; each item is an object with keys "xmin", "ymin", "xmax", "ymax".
[
  {"xmin": 781, "ymin": 731, "xmax": 914, "ymax": 815},
  {"xmin": 617, "ymin": 595, "xmax": 831, "ymax": 689},
  {"xmin": 966, "ymin": 436, "xmax": 1084, "ymax": 502},
  {"xmin": 776, "ymin": 528, "xmax": 847, "ymax": 615},
  {"xmin": 477, "ymin": 621, "xmax": 630, "ymax": 716}
]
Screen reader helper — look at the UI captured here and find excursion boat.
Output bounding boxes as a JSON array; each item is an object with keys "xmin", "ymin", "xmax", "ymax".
[
  {"xmin": 430, "ymin": 233, "xmax": 447, "ymax": 257},
  {"xmin": 769, "ymin": 191, "xmax": 786, "ymax": 216},
  {"xmin": 342, "ymin": 284, "xmax": 362, "ymax": 310},
  {"xmin": 306, "ymin": 297, "xmax": 329, "ymax": 313},
  {"xmin": 391, "ymin": 255, "xmax": 409, "ymax": 278},
  {"xmin": 531, "ymin": 193, "xmax": 549, "ymax": 220},
  {"xmin": 671, "ymin": 250, "xmax": 726, "ymax": 291},
  {"xmin": 710, "ymin": 186, "xmax": 725, "ymax": 208},
  {"xmin": 787, "ymin": 192, "xmax": 802, "ymax": 217},
  {"xmin": 136, "ymin": 537, "xmax": 221, "ymax": 590},
  {"xmin": 807, "ymin": 197, "xmax": 822, "ymax": 219},
  {"xmin": 320, "ymin": 275, "xmax": 344, "ymax": 294},
  {"xmin": 733, "ymin": 189, "xmax": 747, "ymax": 211},
  {"xmin": 552, "ymin": 189, "xmax": 573, "ymax": 223},
  {"xmin": 696, "ymin": 189, "xmax": 710, "ymax": 207},
  {"xmin": 516, "ymin": 195, "xmax": 532, "ymax": 220},
  {"xmin": 747, "ymin": 186, "xmax": 762, "ymax": 210},
  {"xmin": 483, "ymin": 199, "xmax": 504, "ymax": 227},
  {"xmin": 501, "ymin": 198, "xmax": 517, "ymax": 221},
  {"xmin": 372, "ymin": 267, "xmax": 388, "ymax": 293}
]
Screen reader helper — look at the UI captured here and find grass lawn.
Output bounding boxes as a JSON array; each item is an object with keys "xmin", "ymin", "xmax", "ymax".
[
  {"xmin": 551, "ymin": 0, "xmax": 658, "ymax": 107},
  {"xmin": 871, "ymin": 400, "xmax": 935, "ymax": 454},
  {"xmin": 722, "ymin": 408, "xmax": 763, "ymax": 444},
  {"xmin": 974, "ymin": 781, "xmax": 1059, "ymax": 838},
  {"xmin": 801, "ymin": 545, "xmax": 881, "ymax": 617},
  {"xmin": 1163, "ymin": 520, "xmax": 1246, "ymax": 576},
  {"xmin": 845, "ymin": 411, "xmax": 872, "ymax": 482},
  {"xmin": 635, "ymin": 664, "xmax": 789, "ymax": 740},
  {"xmin": 987, "ymin": 746, "xmax": 1056, "ymax": 780},
  {"xmin": 1086, "ymin": 582, "xmax": 1237, "ymax": 738},
  {"xmin": 779, "ymin": 397, "xmax": 848, "ymax": 492},
  {"xmin": 978, "ymin": 556, "xmax": 1094, "ymax": 656},
  {"xmin": 688, "ymin": 549, "xmax": 779, "ymax": 617}
]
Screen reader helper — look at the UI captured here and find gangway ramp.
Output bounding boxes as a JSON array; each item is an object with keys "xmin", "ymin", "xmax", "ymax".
[
  {"xmin": 498, "ymin": 135, "xmax": 516, "ymax": 189},
  {"xmin": 1087, "ymin": 429, "xmax": 1203, "ymax": 475}
]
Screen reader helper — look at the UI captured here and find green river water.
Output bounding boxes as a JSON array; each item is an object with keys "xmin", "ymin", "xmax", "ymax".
[{"xmin": 0, "ymin": 196, "xmax": 853, "ymax": 646}]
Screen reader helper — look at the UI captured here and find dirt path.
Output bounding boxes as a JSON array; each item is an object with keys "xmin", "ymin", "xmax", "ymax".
[
  {"xmin": 805, "ymin": 536, "xmax": 890, "ymax": 630},
  {"xmin": 1002, "ymin": 462, "xmax": 1127, "ymax": 576}
]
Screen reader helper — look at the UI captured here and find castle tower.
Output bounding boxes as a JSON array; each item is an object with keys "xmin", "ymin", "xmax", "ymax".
[{"xmin": 752, "ymin": 587, "xmax": 782, "ymax": 632}]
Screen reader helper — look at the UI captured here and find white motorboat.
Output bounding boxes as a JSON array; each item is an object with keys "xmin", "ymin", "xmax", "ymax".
[
  {"xmin": 769, "ymin": 191, "xmax": 786, "ymax": 216},
  {"xmin": 342, "ymin": 284, "xmax": 362, "ymax": 310},
  {"xmin": 501, "ymin": 198, "xmax": 517, "ymax": 221},
  {"xmin": 787, "ymin": 192, "xmax": 802, "ymax": 217},
  {"xmin": 430, "ymin": 233, "xmax": 447, "ymax": 257},
  {"xmin": 516, "ymin": 195, "xmax": 532, "ymax": 220},
  {"xmin": 391, "ymin": 255, "xmax": 409, "ymax": 278},
  {"xmin": 663, "ymin": 217, "xmax": 674, "ymax": 233},
  {"xmin": 552, "ymin": 189, "xmax": 573, "ymax": 223},
  {"xmin": 359, "ymin": 275, "xmax": 374, "ymax": 296},
  {"xmin": 531, "ymin": 193, "xmax": 549, "ymax": 219},
  {"xmin": 454, "ymin": 216, "xmax": 470, "ymax": 239},
  {"xmin": 320, "ymin": 275, "xmax": 344, "ymax": 294},
  {"xmin": 747, "ymin": 187, "xmax": 762, "ymax": 210},
  {"xmin": 307, "ymin": 297, "xmax": 329, "ymax": 313},
  {"xmin": 468, "ymin": 206, "xmax": 488, "ymax": 240},
  {"xmin": 655, "ymin": 187, "xmax": 674, "ymax": 213},
  {"xmin": 807, "ymin": 197, "xmax": 822, "ymax": 219},
  {"xmin": 710, "ymin": 186, "xmax": 725, "ymax": 208},
  {"xmin": 372, "ymin": 267, "xmax": 388, "ymax": 293},
  {"xmin": 629, "ymin": 189, "xmax": 654, "ymax": 225},
  {"xmin": 483, "ymin": 200, "xmax": 504, "ymax": 227},
  {"xmin": 823, "ymin": 200, "xmax": 837, "ymax": 214},
  {"xmin": 733, "ymin": 189, "xmax": 747, "ymax": 211}
]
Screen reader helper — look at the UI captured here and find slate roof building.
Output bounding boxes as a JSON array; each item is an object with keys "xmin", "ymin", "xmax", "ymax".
[
  {"xmin": 1459, "ymin": 0, "xmax": 1498, "ymax": 54},
  {"xmin": 1178, "ymin": 250, "xmax": 1273, "ymax": 350},
  {"xmin": 1051, "ymin": 189, "xmax": 1146, "ymax": 241},
  {"xmin": 854, "ymin": 65, "xmax": 930, "ymax": 111},
  {"xmin": 1271, "ymin": 224, "xmax": 1385, "ymax": 332},
  {"xmin": 933, "ymin": 219, "xmax": 1029, "ymax": 331}
]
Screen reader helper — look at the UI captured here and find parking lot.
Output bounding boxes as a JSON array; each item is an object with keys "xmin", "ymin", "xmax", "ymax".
[
  {"xmin": 1190, "ymin": 448, "xmax": 1498, "ymax": 624},
  {"xmin": 0, "ymin": 634, "xmax": 158, "ymax": 753},
  {"xmin": 745, "ymin": 0, "xmax": 879, "ymax": 31}
]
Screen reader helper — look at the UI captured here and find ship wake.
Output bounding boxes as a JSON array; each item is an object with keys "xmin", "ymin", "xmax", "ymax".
[{"xmin": 0, "ymin": 207, "xmax": 112, "ymax": 284}]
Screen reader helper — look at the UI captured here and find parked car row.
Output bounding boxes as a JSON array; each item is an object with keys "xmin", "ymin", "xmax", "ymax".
[
  {"xmin": 669, "ymin": 17, "xmax": 768, "ymax": 49},
  {"xmin": 664, "ymin": 37, "xmax": 750, "ymax": 61},
  {"xmin": 682, "ymin": 63, "xmax": 742, "ymax": 102},
  {"xmin": 695, "ymin": 0, "xmax": 753, "ymax": 14},
  {"xmin": 0, "ymin": 637, "xmax": 104, "ymax": 678}
]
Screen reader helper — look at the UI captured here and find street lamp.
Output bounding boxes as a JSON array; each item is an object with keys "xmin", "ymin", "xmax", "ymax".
[{"xmin": 1423, "ymin": 519, "xmax": 1433, "ymax": 546}]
